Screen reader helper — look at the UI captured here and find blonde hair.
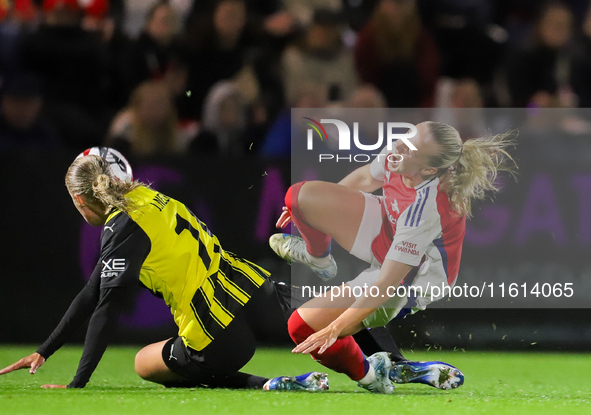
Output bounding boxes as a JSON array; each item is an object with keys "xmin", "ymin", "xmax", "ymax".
[
  {"xmin": 427, "ymin": 122, "xmax": 518, "ymax": 218},
  {"xmin": 65, "ymin": 155, "xmax": 144, "ymax": 213}
]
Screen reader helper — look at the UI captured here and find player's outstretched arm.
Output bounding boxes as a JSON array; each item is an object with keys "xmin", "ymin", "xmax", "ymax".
[
  {"xmin": 293, "ymin": 259, "xmax": 412, "ymax": 355},
  {"xmin": 36, "ymin": 280, "xmax": 101, "ymax": 361},
  {"xmin": 0, "ymin": 352, "xmax": 45, "ymax": 375},
  {"xmin": 0, "ymin": 284, "xmax": 102, "ymax": 388},
  {"xmin": 0, "ymin": 280, "xmax": 100, "ymax": 381},
  {"xmin": 0, "ymin": 355, "xmax": 63, "ymax": 389},
  {"xmin": 338, "ymin": 164, "xmax": 383, "ymax": 193},
  {"xmin": 66, "ymin": 286, "xmax": 131, "ymax": 388}
]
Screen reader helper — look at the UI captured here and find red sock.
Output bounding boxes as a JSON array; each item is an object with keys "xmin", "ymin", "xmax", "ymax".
[
  {"xmin": 285, "ymin": 182, "xmax": 331, "ymax": 257},
  {"xmin": 288, "ymin": 310, "xmax": 367, "ymax": 381}
]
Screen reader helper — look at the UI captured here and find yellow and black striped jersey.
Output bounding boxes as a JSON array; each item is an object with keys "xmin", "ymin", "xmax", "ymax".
[{"xmin": 100, "ymin": 186, "xmax": 269, "ymax": 351}]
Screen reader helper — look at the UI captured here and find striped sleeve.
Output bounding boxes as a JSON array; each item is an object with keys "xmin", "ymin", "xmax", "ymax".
[{"xmin": 385, "ymin": 187, "xmax": 442, "ymax": 266}]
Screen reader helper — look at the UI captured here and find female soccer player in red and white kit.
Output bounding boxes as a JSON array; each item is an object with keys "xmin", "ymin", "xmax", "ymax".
[{"xmin": 271, "ymin": 121, "xmax": 517, "ymax": 393}]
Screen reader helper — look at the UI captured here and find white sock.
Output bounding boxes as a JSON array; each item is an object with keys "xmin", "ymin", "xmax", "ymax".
[
  {"xmin": 357, "ymin": 362, "xmax": 376, "ymax": 385},
  {"xmin": 303, "ymin": 250, "xmax": 332, "ymax": 267}
]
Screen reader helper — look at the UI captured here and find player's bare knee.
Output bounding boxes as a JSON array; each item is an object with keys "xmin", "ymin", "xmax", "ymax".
[
  {"xmin": 298, "ymin": 180, "xmax": 318, "ymax": 201},
  {"xmin": 298, "ymin": 181, "xmax": 326, "ymax": 213},
  {"xmin": 134, "ymin": 348, "xmax": 151, "ymax": 379}
]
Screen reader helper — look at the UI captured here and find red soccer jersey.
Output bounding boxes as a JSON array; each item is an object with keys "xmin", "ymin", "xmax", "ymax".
[{"xmin": 369, "ymin": 147, "xmax": 465, "ymax": 285}]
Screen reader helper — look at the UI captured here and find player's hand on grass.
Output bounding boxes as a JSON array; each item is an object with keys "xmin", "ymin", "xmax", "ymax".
[
  {"xmin": 41, "ymin": 384, "xmax": 67, "ymax": 389},
  {"xmin": 276, "ymin": 206, "xmax": 291, "ymax": 228},
  {"xmin": 0, "ymin": 352, "xmax": 45, "ymax": 375},
  {"xmin": 292, "ymin": 324, "xmax": 339, "ymax": 355}
]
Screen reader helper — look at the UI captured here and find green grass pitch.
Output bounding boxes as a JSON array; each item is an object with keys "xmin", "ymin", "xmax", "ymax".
[{"xmin": 1, "ymin": 346, "xmax": 590, "ymax": 415}]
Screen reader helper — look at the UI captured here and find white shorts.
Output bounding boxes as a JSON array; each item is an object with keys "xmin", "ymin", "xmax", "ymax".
[{"xmin": 349, "ymin": 192, "xmax": 383, "ymax": 268}]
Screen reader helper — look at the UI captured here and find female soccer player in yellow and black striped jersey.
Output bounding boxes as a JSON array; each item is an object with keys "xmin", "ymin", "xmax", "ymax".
[
  {"xmin": 0, "ymin": 155, "xmax": 330, "ymax": 390},
  {"xmin": 0, "ymin": 154, "xmax": 404, "ymax": 390}
]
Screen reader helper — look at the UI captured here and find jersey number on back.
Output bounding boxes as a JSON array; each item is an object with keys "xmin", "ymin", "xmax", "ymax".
[{"xmin": 174, "ymin": 213, "xmax": 212, "ymax": 270}]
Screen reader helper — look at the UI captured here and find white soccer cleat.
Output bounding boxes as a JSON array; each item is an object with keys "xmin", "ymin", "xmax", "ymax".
[
  {"xmin": 390, "ymin": 361, "xmax": 465, "ymax": 390},
  {"xmin": 269, "ymin": 233, "xmax": 337, "ymax": 281},
  {"xmin": 263, "ymin": 372, "xmax": 329, "ymax": 391},
  {"xmin": 358, "ymin": 352, "xmax": 395, "ymax": 394}
]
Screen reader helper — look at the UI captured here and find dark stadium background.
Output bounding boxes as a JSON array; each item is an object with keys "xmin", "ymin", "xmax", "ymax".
[{"xmin": 3, "ymin": 0, "xmax": 591, "ymax": 353}]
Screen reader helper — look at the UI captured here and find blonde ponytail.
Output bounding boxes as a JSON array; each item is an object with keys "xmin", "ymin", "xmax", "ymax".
[
  {"xmin": 427, "ymin": 122, "xmax": 518, "ymax": 217},
  {"xmin": 66, "ymin": 155, "xmax": 144, "ymax": 213}
]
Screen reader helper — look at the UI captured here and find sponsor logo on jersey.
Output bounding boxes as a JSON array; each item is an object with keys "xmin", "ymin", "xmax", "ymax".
[
  {"xmin": 394, "ymin": 241, "xmax": 419, "ymax": 256},
  {"xmin": 101, "ymin": 258, "xmax": 126, "ymax": 278}
]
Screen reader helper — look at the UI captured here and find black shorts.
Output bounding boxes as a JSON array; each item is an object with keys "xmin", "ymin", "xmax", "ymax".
[
  {"xmin": 160, "ymin": 279, "xmax": 309, "ymax": 385},
  {"xmin": 162, "ymin": 311, "xmax": 257, "ymax": 386}
]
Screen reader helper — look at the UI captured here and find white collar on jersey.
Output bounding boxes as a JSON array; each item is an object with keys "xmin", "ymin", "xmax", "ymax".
[{"xmin": 414, "ymin": 176, "xmax": 439, "ymax": 191}]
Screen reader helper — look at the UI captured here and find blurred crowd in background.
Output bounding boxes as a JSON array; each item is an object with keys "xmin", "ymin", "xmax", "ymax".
[{"xmin": 1, "ymin": 0, "xmax": 591, "ymax": 157}]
